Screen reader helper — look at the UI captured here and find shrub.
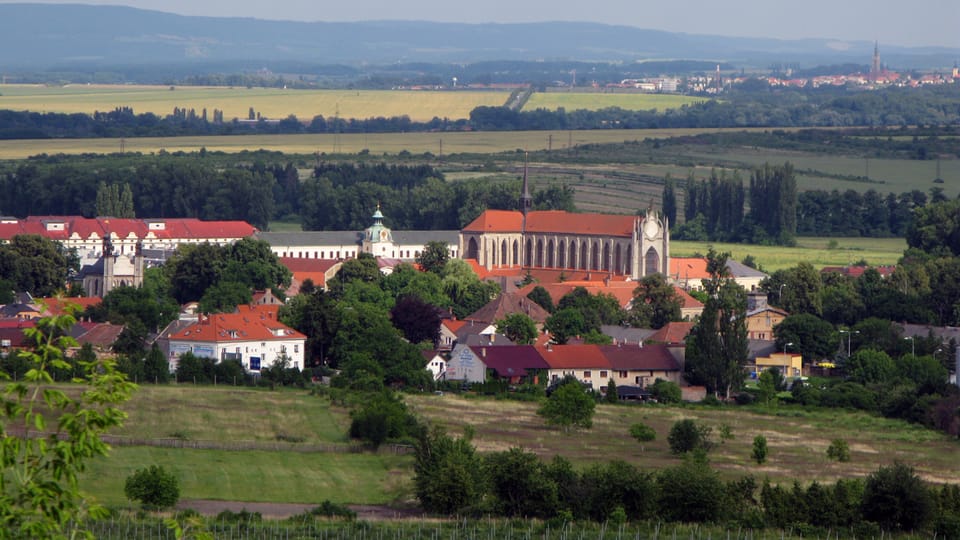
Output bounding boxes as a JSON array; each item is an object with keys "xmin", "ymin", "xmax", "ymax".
[
  {"xmin": 862, "ymin": 462, "xmax": 934, "ymax": 531},
  {"xmin": 667, "ymin": 419, "xmax": 714, "ymax": 454},
  {"xmin": 752, "ymin": 435, "xmax": 768, "ymax": 464},
  {"xmin": 649, "ymin": 379, "xmax": 682, "ymax": 404},
  {"xmin": 124, "ymin": 465, "xmax": 180, "ymax": 510},
  {"xmin": 349, "ymin": 390, "xmax": 423, "ymax": 448},
  {"xmin": 629, "ymin": 423, "xmax": 656, "ymax": 443},
  {"xmin": 826, "ymin": 439, "xmax": 851, "ymax": 462}
]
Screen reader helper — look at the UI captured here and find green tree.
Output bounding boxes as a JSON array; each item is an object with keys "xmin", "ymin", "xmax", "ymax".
[
  {"xmin": 605, "ymin": 378, "xmax": 619, "ymax": 404},
  {"xmin": 349, "ymin": 391, "xmax": 424, "ymax": 449},
  {"xmin": 756, "ymin": 368, "xmax": 780, "ymax": 405},
  {"xmin": 752, "ymin": 435, "xmax": 768, "ymax": 464},
  {"xmin": 826, "ymin": 439, "xmax": 851, "ymax": 462},
  {"xmin": 538, "ymin": 379, "xmax": 595, "ymax": 432},
  {"xmin": 861, "ymin": 462, "xmax": 934, "ymax": 531},
  {"xmin": 662, "ymin": 174, "xmax": 677, "ymax": 226},
  {"xmin": 764, "ymin": 262, "xmax": 823, "ymax": 315},
  {"xmin": 165, "ymin": 243, "xmax": 225, "ymax": 304},
  {"xmin": 0, "ymin": 235, "xmax": 71, "ymax": 297},
  {"xmin": 544, "ymin": 307, "xmax": 588, "ymax": 345},
  {"xmin": 684, "ymin": 248, "xmax": 749, "ymax": 398},
  {"xmin": 907, "ymin": 198, "xmax": 960, "ymax": 257},
  {"xmin": 629, "ymin": 273, "xmax": 682, "ymax": 329},
  {"xmin": 648, "ymin": 378, "xmax": 682, "ymax": 404},
  {"xmin": 667, "ymin": 419, "xmax": 714, "ymax": 454},
  {"xmin": 416, "ymin": 241, "xmax": 450, "ymax": 274},
  {"xmin": 142, "ymin": 343, "xmax": 170, "ymax": 384},
  {"xmin": 124, "ymin": 465, "xmax": 180, "ymax": 510},
  {"xmin": 413, "ymin": 427, "xmax": 485, "ymax": 514},
  {"xmin": 774, "ymin": 314, "xmax": 838, "ymax": 363},
  {"xmin": 526, "ymin": 285, "xmax": 555, "ymax": 313},
  {"xmin": 656, "ymin": 452, "xmax": 725, "ymax": 522},
  {"xmin": 0, "ymin": 310, "xmax": 135, "ymax": 537},
  {"xmin": 485, "ymin": 447, "xmax": 558, "ymax": 518},
  {"xmin": 629, "ymin": 423, "xmax": 656, "ymax": 451},
  {"xmin": 390, "ymin": 295, "xmax": 441, "ymax": 346},
  {"xmin": 198, "ymin": 281, "xmax": 252, "ymax": 314},
  {"xmin": 846, "ymin": 349, "xmax": 896, "ymax": 384},
  {"xmin": 495, "ymin": 313, "xmax": 538, "ymax": 345}
]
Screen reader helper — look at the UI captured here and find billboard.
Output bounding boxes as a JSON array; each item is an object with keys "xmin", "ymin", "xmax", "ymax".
[{"xmin": 192, "ymin": 345, "xmax": 216, "ymax": 358}]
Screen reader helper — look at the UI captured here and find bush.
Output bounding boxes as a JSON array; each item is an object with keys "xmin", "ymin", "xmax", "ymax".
[
  {"xmin": 348, "ymin": 390, "xmax": 423, "ymax": 448},
  {"xmin": 826, "ymin": 439, "xmax": 851, "ymax": 462},
  {"xmin": 124, "ymin": 465, "xmax": 180, "ymax": 510},
  {"xmin": 649, "ymin": 379, "xmax": 682, "ymax": 404},
  {"xmin": 862, "ymin": 462, "xmax": 934, "ymax": 531},
  {"xmin": 667, "ymin": 419, "xmax": 714, "ymax": 454},
  {"xmin": 752, "ymin": 435, "xmax": 768, "ymax": 464}
]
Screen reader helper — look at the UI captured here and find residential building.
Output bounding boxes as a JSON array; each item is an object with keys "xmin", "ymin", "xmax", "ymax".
[
  {"xmin": 165, "ymin": 312, "xmax": 306, "ymax": 374},
  {"xmin": 445, "ymin": 344, "xmax": 548, "ymax": 384},
  {"xmin": 745, "ymin": 291, "xmax": 788, "ymax": 341},
  {"xmin": 537, "ymin": 344, "xmax": 612, "ymax": 391},
  {"xmin": 597, "ymin": 343, "xmax": 683, "ymax": 388}
]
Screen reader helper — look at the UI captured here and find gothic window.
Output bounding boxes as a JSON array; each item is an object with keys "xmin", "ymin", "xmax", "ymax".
[
  {"xmin": 602, "ymin": 243, "xmax": 610, "ymax": 271},
  {"xmin": 579, "ymin": 242, "xmax": 588, "ymax": 270},
  {"xmin": 535, "ymin": 239, "xmax": 543, "ymax": 267},
  {"xmin": 558, "ymin": 241, "xmax": 566, "ymax": 268},
  {"xmin": 591, "ymin": 243, "xmax": 600, "ymax": 271},
  {"xmin": 547, "ymin": 239, "xmax": 555, "ymax": 267},
  {"xmin": 645, "ymin": 247, "xmax": 660, "ymax": 275},
  {"xmin": 501, "ymin": 240, "xmax": 508, "ymax": 266},
  {"xmin": 466, "ymin": 237, "xmax": 479, "ymax": 260}
]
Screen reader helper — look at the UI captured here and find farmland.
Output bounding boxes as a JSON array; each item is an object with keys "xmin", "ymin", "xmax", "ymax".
[
  {"xmin": 76, "ymin": 385, "xmax": 960, "ymax": 507},
  {"xmin": 0, "ymin": 84, "xmax": 508, "ymax": 122},
  {"xmin": 671, "ymin": 237, "xmax": 907, "ymax": 272},
  {"xmin": 525, "ymin": 92, "xmax": 703, "ymax": 112}
]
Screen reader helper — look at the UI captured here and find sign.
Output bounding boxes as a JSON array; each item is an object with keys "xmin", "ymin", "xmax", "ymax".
[
  {"xmin": 192, "ymin": 344, "xmax": 215, "ymax": 358},
  {"xmin": 249, "ymin": 357, "xmax": 261, "ymax": 371}
]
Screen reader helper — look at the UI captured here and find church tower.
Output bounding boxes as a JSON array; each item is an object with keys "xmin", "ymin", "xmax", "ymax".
[{"xmin": 871, "ymin": 41, "xmax": 881, "ymax": 79}]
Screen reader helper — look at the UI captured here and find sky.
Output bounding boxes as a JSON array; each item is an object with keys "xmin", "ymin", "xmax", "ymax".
[{"xmin": 7, "ymin": 0, "xmax": 960, "ymax": 48}]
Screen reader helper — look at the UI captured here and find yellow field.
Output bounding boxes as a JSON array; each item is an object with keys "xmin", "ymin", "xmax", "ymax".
[
  {"xmin": 0, "ymin": 84, "xmax": 508, "ymax": 122},
  {"xmin": 0, "ymin": 127, "xmax": 791, "ymax": 160},
  {"xmin": 525, "ymin": 91, "xmax": 704, "ymax": 112}
]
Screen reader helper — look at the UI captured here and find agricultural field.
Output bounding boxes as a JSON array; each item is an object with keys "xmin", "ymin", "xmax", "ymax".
[
  {"xmin": 672, "ymin": 237, "xmax": 907, "ymax": 272},
  {"xmin": 524, "ymin": 92, "xmax": 704, "ymax": 112},
  {"xmin": 76, "ymin": 385, "xmax": 960, "ymax": 507},
  {"xmin": 0, "ymin": 84, "xmax": 508, "ymax": 122}
]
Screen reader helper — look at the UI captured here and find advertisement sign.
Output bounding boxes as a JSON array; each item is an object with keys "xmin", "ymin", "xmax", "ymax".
[{"xmin": 192, "ymin": 344, "xmax": 216, "ymax": 358}]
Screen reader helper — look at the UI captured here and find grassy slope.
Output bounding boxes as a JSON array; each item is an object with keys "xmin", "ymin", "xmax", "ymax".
[
  {"xmin": 524, "ymin": 92, "xmax": 704, "ymax": 112},
  {"xmin": 672, "ymin": 237, "xmax": 907, "ymax": 272},
  {"xmin": 77, "ymin": 386, "xmax": 959, "ymax": 506}
]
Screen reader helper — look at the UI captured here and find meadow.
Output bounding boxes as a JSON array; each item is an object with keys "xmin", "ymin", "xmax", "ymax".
[
  {"xmin": 525, "ymin": 92, "xmax": 704, "ymax": 112},
  {"xmin": 76, "ymin": 385, "xmax": 960, "ymax": 507},
  {"xmin": 671, "ymin": 237, "xmax": 907, "ymax": 271},
  {"xmin": 0, "ymin": 84, "xmax": 508, "ymax": 122}
]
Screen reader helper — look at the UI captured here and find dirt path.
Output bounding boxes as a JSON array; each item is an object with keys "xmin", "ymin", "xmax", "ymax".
[{"xmin": 177, "ymin": 500, "xmax": 425, "ymax": 521}]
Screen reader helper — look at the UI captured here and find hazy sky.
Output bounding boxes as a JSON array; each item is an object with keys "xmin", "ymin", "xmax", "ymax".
[{"xmin": 8, "ymin": 0, "xmax": 960, "ymax": 48}]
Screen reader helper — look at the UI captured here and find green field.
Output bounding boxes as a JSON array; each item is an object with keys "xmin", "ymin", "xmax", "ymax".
[
  {"xmin": 0, "ymin": 84, "xmax": 508, "ymax": 122},
  {"xmin": 74, "ymin": 386, "xmax": 960, "ymax": 507},
  {"xmin": 672, "ymin": 237, "xmax": 907, "ymax": 272},
  {"xmin": 525, "ymin": 91, "xmax": 704, "ymax": 112}
]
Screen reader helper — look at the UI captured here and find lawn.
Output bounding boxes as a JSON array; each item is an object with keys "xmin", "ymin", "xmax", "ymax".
[
  {"xmin": 672, "ymin": 237, "xmax": 907, "ymax": 272},
  {"xmin": 525, "ymin": 92, "xmax": 704, "ymax": 112},
  {"xmin": 0, "ymin": 84, "xmax": 508, "ymax": 122},
  {"xmin": 81, "ymin": 447, "xmax": 411, "ymax": 506}
]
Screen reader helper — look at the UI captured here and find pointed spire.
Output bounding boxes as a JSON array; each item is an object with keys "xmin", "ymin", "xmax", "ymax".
[{"xmin": 520, "ymin": 152, "xmax": 532, "ymax": 217}]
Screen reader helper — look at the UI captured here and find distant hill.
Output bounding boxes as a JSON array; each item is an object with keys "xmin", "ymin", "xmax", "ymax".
[{"xmin": 1, "ymin": 3, "xmax": 957, "ymax": 72}]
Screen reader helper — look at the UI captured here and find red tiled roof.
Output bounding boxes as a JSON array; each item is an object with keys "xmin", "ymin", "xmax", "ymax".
[
  {"xmin": 463, "ymin": 210, "xmax": 636, "ymax": 237},
  {"xmin": 442, "ymin": 319, "xmax": 468, "ymax": 334},
  {"xmin": 465, "ymin": 292, "xmax": 552, "ymax": 324},
  {"xmin": 669, "ymin": 257, "xmax": 710, "ymax": 281},
  {"xmin": 674, "ymin": 287, "xmax": 704, "ymax": 309},
  {"xmin": 598, "ymin": 344, "xmax": 680, "ymax": 371},
  {"xmin": 519, "ymin": 280, "xmax": 637, "ymax": 309},
  {"xmin": 235, "ymin": 304, "xmax": 281, "ymax": 320},
  {"xmin": 76, "ymin": 322, "xmax": 124, "ymax": 349},
  {"xmin": 37, "ymin": 297, "xmax": 102, "ymax": 316},
  {"xmin": 0, "ymin": 217, "xmax": 256, "ymax": 242},
  {"xmin": 536, "ymin": 344, "xmax": 611, "ymax": 370},
  {"xmin": 469, "ymin": 345, "xmax": 549, "ymax": 377},
  {"xmin": 645, "ymin": 322, "xmax": 693, "ymax": 345},
  {"xmin": 168, "ymin": 312, "xmax": 305, "ymax": 343}
]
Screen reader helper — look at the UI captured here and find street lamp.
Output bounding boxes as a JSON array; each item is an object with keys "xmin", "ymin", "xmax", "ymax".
[
  {"xmin": 783, "ymin": 341, "xmax": 794, "ymax": 356},
  {"xmin": 904, "ymin": 336, "xmax": 915, "ymax": 357},
  {"xmin": 839, "ymin": 329, "xmax": 860, "ymax": 357},
  {"xmin": 778, "ymin": 283, "xmax": 786, "ymax": 304}
]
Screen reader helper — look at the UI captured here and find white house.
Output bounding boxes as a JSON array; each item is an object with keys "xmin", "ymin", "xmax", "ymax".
[{"xmin": 165, "ymin": 312, "xmax": 306, "ymax": 374}]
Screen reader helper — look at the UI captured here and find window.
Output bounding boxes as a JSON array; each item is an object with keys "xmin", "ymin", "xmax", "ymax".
[
  {"xmin": 600, "ymin": 371, "xmax": 607, "ymax": 379},
  {"xmin": 583, "ymin": 371, "xmax": 591, "ymax": 378},
  {"xmin": 619, "ymin": 371, "xmax": 628, "ymax": 378},
  {"xmin": 294, "ymin": 344, "xmax": 299, "ymax": 353}
]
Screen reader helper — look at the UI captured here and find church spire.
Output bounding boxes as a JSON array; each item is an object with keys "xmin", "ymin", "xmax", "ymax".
[{"xmin": 520, "ymin": 152, "xmax": 532, "ymax": 217}]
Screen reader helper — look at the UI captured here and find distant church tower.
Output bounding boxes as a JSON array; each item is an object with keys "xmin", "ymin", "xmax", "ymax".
[
  {"xmin": 519, "ymin": 153, "xmax": 533, "ymax": 266},
  {"xmin": 871, "ymin": 41, "xmax": 881, "ymax": 79}
]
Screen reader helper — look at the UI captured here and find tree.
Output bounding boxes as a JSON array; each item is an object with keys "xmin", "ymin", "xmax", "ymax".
[
  {"xmin": 605, "ymin": 378, "xmax": 619, "ymax": 404},
  {"xmin": 907, "ymin": 198, "xmax": 960, "ymax": 257},
  {"xmin": 495, "ymin": 313, "xmax": 538, "ymax": 345},
  {"xmin": 0, "ymin": 310, "xmax": 135, "ymax": 537},
  {"xmin": 526, "ymin": 285, "xmax": 555, "ymax": 313},
  {"xmin": 538, "ymin": 379, "xmax": 595, "ymax": 431},
  {"xmin": 143, "ymin": 343, "xmax": 170, "ymax": 384},
  {"xmin": 124, "ymin": 465, "xmax": 180, "ymax": 510},
  {"xmin": 861, "ymin": 463, "xmax": 934, "ymax": 531},
  {"xmin": 773, "ymin": 314, "xmax": 838, "ymax": 364},
  {"xmin": 667, "ymin": 419, "xmax": 713, "ymax": 454},
  {"xmin": 198, "ymin": 281, "xmax": 252, "ymax": 314},
  {"xmin": 684, "ymin": 249, "xmax": 749, "ymax": 398},
  {"xmin": 629, "ymin": 423, "xmax": 656, "ymax": 452},
  {"xmin": 630, "ymin": 273, "xmax": 682, "ymax": 329},
  {"xmin": 0, "ymin": 234, "xmax": 71, "ymax": 297},
  {"xmin": 764, "ymin": 262, "xmax": 823, "ymax": 315},
  {"xmin": 544, "ymin": 307, "xmax": 588, "ymax": 345},
  {"xmin": 648, "ymin": 378, "xmax": 682, "ymax": 404},
  {"xmin": 752, "ymin": 435, "xmax": 768, "ymax": 464},
  {"xmin": 349, "ymin": 391, "xmax": 423, "ymax": 449},
  {"xmin": 662, "ymin": 174, "xmax": 677, "ymax": 226},
  {"xmin": 413, "ymin": 426, "xmax": 485, "ymax": 514},
  {"xmin": 846, "ymin": 349, "xmax": 896, "ymax": 385},
  {"xmin": 164, "ymin": 243, "xmax": 225, "ymax": 304},
  {"xmin": 656, "ymin": 453, "xmax": 725, "ymax": 522},
  {"xmin": 390, "ymin": 295, "xmax": 441, "ymax": 346},
  {"xmin": 826, "ymin": 439, "xmax": 851, "ymax": 462},
  {"xmin": 485, "ymin": 447, "xmax": 558, "ymax": 518},
  {"xmin": 416, "ymin": 241, "xmax": 450, "ymax": 274}
]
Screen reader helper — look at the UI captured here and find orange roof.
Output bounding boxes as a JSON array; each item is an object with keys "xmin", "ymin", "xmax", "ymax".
[
  {"xmin": 168, "ymin": 312, "xmax": 305, "ymax": 343},
  {"xmin": 235, "ymin": 304, "xmax": 281, "ymax": 319},
  {"xmin": 463, "ymin": 210, "xmax": 636, "ymax": 237},
  {"xmin": 38, "ymin": 297, "xmax": 102, "ymax": 316},
  {"xmin": 673, "ymin": 287, "xmax": 704, "ymax": 309},
  {"xmin": 518, "ymin": 281, "xmax": 636, "ymax": 309},
  {"xmin": 669, "ymin": 257, "xmax": 710, "ymax": 281},
  {"xmin": 442, "ymin": 319, "xmax": 468, "ymax": 334},
  {"xmin": 536, "ymin": 344, "xmax": 611, "ymax": 370},
  {"xmin": 645, "ymin": 322, "xmax": 694, "ymax": 345},
  {"xmin": 0, "ymin": 216, "xmax": 256, "ymax": 242}
]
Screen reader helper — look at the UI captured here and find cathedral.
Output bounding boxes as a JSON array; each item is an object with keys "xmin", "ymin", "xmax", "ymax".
[{"xmin": 459, "ymin": 165, "xmax": 669, "ymax": 280}]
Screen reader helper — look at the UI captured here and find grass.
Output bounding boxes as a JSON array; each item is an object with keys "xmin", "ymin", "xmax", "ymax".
[
  {"xmin": 525, "ymin": 92, "xmax": 704, "ymax": 112},
  {"xmin": 81, "ymin": 447, "xmax": 411, "ymax": 506},
  {"xmin": 672, "ymin": 237, "xmax": 907, "ymax": 272},
  {"xmin": 0, "ymin": 84, "xmax": 508, "ymax": 122},
  {"xmin": 67, "ymin": 385, "xmax": 960, "ymax": 506}
]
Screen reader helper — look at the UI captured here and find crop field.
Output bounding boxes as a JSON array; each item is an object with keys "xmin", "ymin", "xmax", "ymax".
[
  {"xmin": 524, "ymin": 92, "xmax": 704, "ymax": 112},
  {"xmin": 0, "ymin": 84, "xmax": 508, "ymax": 122},
  {"xmin": 74, "ymin": 385, "xmax": 960, "ymax": 507},
  {"xmin": 672, "ymin": 237, "xmax": 907, "ymax": 272},
  {"xmin": 0, "ymin": 127, "xmax": 777, "ymax": 159}
]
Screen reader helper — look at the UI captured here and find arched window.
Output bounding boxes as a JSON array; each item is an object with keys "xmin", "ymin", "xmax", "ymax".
[
  {"xmin": 591, "ymin": 243, "xmax": 600, "ymax": 271},
  {"xmin": 645, "ymin": 247, "xmax": 660, "ymax": 275},
  {"xmin": 558, "ymin": 241, "xmax": 566, "ymax": 268},
  {"xmin": 614, "ymin": 244, "xmax": 622, "ymax": 274},
  {"xmin": 501, "ymin": 240, "xmax": 508, "ymax": 266},
  {"xmin": 546, "ymin": 239, "xmax": 555, "ymax": 267},
  {"xmin": 579, "ymin": 242, "xmax": 588, "ymax": 270},
  {"xmin": 525, "ymin": 239, "xmax": 533, "ymax": 267},
  {"xmin": 466, "ymin": 237, "xmax": 479, "ymax": 260},
  {"xmin": 513, "ymin": 240, "xmax": 519, "ymax": 266},
  {"xmin": 602, "ymin": 243, "xmax": 611, "ymax": 271},
  {"xmin": 535, "ymin": 239, "xmax": 544, "ymax": 267},
  {"xmin": 626, "ymin": 245, "xmax": 633, "ymax": 275}
]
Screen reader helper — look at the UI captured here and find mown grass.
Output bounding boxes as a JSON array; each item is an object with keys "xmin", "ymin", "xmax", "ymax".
[
  {"xmin": 80, "ymin": 447, "xmax": 411, "ymax": 506},
  {"xmin": 525, "ymin": 92, "xmax": 704, "ymax": 112},
  {"xmin": 671, "ymin": 237, "xmax": 906, "ymax": 272},
  {"xmin": 0, "ymin": 84, "xmax": 508, "ymax": 122}
]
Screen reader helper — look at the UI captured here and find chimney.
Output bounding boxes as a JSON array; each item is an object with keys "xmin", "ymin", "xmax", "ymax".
[
  {"xmin": 546, "ymin": 343, "xmax": 552, "ymax": 352},
  {"xmin": 482, "ymin": 348, "xmax": 487, "ymax": 357}
]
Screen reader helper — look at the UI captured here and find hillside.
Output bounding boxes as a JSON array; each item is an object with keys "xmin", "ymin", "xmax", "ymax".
[{"xmin": 1, "ymin": 3, "xmax": 957, "ymax": 71}]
